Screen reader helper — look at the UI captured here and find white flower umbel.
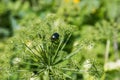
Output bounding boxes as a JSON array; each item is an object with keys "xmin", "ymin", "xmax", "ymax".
[
  {"xmin": 83, "ymin": 59, "xmax": 92, "ymax": 71},
  {"xmin": 82, "ymin": 59, "xmax": 96, "ymax": 80},
  {"xmin": 30, "ymin": 77, "xmax": 39, "ymax": 80},
  {"xmin": 104, "ymin": 59, "xmax": 120, "ymax": 71},
  {"xmin": 12, "ymin": 57, "xmax": 21, "ymax": 65},
  {"xmin": 86, "ymin": 43, "xmax": 94, "ymax": 51}
]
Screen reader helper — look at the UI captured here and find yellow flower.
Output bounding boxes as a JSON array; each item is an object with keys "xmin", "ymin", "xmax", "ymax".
[
  {"xmin": 73, "ymin": 0, "xmax": 80, "ymax": 4},
  {"xmin": 64, "ymin": 0, "xmax": 69, "ymax": 3},
  {"xmin": 91, "ymin": 8, "xmax": 96, "ymax": 14}
]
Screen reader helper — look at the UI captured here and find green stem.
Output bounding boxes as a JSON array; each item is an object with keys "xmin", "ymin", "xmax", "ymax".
[{"xmin": 104, "ymin": 39, "xmax": 110, "ymax": 64}]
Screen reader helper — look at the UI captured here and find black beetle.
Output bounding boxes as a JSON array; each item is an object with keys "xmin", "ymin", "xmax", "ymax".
[{"xmin": 51, "ymin": 32, "xmax": 59, "ymax": 42}]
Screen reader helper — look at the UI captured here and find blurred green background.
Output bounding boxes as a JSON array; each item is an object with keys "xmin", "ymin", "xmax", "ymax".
[{"xmin": 0, "ymin": 0, "xmax": 120, "ymax": 80}]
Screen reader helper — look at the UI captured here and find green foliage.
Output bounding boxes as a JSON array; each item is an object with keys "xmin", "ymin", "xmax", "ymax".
[
  {"xmin": 6, "ymin": 15, "xmax": 79, "ymax": 79},
  {"xmin": 0, "ymin": 0, "xmax": 120, "ymax": 80}
]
